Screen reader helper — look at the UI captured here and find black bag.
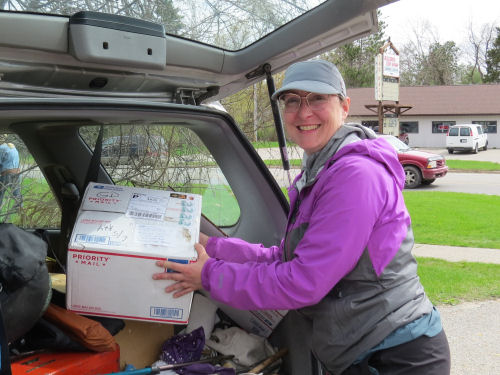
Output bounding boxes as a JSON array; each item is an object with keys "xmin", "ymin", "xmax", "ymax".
[{"xmin": 0, "ymin": 223, "xmax": 51, "ymax": 343}]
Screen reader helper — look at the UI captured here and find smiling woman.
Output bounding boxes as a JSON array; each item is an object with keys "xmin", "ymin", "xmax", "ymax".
[{"xmin": 154, "ymin": 59, "xmax": 451, "ymax": 374}]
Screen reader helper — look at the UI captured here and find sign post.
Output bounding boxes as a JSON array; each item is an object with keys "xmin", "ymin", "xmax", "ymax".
[{"xmin": 368, "ymin": 40, "xmax": 412, "ymax": 136}]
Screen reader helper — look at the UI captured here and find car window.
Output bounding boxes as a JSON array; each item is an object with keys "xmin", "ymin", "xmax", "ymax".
[
  {"xmin": 448, "ymin": 127, "xmax": 458, "ymax": 136},
  {"xmin": 80, "ymin": 124, "xmax": 240, "ymax": 227},
  {"xmin": 2, "ymin": 0, "xmax": 327, "ymax": 51},
  {"xmin": 0, "ymin": 135, "xmax": 61, "ymax": 229},
  {"xmin": 476, "ymin": 126, "xmax": 483, "ymax": 135},
  {"xmin": 459, "ymin": 127, "xmax": 470, "ymax": 136},
  {"xmin": 381, "ymin": 135, "xmax": 409, "ymax": 152}
]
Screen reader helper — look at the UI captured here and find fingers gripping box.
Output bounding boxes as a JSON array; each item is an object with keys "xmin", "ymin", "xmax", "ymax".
[{"xmin": 66, "ymin": 183, "xmax": 201, "ymax": 324}]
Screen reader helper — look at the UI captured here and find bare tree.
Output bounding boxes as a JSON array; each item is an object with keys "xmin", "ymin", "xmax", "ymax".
[
  {"xmin": 399, "ymin": 20, "xmax": 439, "ymax": 86},
  {"xmin": 464, "ymin": 21, "xmax": 497, "ymax": 82}
]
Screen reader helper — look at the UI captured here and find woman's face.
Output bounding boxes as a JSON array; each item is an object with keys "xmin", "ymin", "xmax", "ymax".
[{"xmin": 282, "ymin": 90, "xmax": 350, "ymax": 155}]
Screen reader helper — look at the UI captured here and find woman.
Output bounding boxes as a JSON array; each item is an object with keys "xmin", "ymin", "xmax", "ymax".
[{"xmin": 153, "ymin": 59, "xmax": 451, "ymax": 374}]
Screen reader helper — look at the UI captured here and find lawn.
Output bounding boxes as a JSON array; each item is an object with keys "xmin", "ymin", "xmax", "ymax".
[
  {"xmin": 403, "ymin": 191, "xmax": 500, "ymax": 249},
  {"xmin": 416, "ymin": 258, "xmax": 500, "ymax": 305},
  {"xmin": 446, "ymin": 159, "xmax": 500, "ymax": 171}
]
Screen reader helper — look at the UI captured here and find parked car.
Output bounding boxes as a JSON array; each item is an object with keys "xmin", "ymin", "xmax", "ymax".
[
  {"xmin": 446, "ymin": 124, "xmax": 488, "ymax": 154},
  {"xmin": 0, "ymin": 1, "xmax": 397, "ymax": 374},
  {"xmin": 101, "ymin": 135, "xmax": 168, "ymax": 165},
  {"xmin": 371, "ymin": 125, "xmax": 409, "ymax": 145},
  {"xmin": 380, "ymin": 135, "xmax": 449, "ymax": 189}
]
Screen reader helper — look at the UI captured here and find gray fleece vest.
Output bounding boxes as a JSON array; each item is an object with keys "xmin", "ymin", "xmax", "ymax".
[{"xmin": 283, "ymin": 125, "xmax": 433, "ymax": 374}]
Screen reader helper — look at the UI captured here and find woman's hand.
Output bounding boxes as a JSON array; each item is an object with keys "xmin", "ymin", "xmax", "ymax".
[{"xmin": 153, "ymin": 243, "xmax": 210, "ymax": 298}]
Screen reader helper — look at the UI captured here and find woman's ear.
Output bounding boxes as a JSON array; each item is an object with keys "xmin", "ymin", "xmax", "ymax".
[{"xmin": 341, "ymin": 96, "xmax": 351, "ymax": 120}]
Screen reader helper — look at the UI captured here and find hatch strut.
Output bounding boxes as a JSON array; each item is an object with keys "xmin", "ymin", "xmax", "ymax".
[{"xmin": 263, "ymin": 64, "xmax": 292, "ymax": 187}]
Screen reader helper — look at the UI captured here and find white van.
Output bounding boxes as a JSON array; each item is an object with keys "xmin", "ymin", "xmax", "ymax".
[{"xmin": 446, "ymin": 124, "xmax": 488, "ymax": 154}]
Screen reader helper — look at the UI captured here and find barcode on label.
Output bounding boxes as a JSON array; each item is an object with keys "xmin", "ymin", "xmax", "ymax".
[
  {"xmin": 150, "ymin": 306, "xmax": 183, "ymax": 319},
  {"xmin": 129, "ymin": 210, "xmax": 162, "ymax": 220},
  {"xmin": 75, "ymin": 234, "xmax": 109, "ymax": 245}
]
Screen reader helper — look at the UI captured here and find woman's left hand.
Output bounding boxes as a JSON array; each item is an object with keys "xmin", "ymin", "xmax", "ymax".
[{"xmin": 153, "ymin": 243, "xmax": 210, "ymax": 298}]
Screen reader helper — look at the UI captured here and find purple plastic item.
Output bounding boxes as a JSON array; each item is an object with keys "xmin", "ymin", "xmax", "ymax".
[{"xmin": 160, "ymin": 327, "xmax": 205, "ymax": 364}]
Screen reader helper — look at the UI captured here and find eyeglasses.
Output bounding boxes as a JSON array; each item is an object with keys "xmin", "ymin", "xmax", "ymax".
[{"xmin": 278, "ymin": 92, "xmax": 336, "ymax": 113}]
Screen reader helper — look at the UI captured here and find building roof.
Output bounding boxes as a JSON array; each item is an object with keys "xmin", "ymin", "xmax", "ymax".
[{"xmin": 347, "ymin": 84, "xmax": 500, "ymax": 117}]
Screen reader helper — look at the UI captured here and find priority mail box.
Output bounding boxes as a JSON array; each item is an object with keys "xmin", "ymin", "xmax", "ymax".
[{"xmin": 66, "ymin": 182, "xmax": 201, "ymax": 324}]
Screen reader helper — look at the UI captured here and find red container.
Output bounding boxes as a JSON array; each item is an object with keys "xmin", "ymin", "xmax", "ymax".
[{"xmin": 11, "ymin": 348, "xmax": 120, "ymax": 375}]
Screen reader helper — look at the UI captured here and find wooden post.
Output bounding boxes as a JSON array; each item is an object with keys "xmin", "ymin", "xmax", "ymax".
[{"xmin": 378, "ymin": 101, "xmax": 383, "ymax": 134}]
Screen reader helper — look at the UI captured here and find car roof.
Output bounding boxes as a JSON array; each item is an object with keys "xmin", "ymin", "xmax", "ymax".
[{"xmin": 0, "ymin": 0, "xmax": 396, "ymax": 103}]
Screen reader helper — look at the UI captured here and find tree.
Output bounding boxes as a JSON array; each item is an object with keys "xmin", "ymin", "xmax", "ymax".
[
  {"xmin": 463, "ymin": 22, "xmax": 497, "ymax": 83},
  {"xmin": 418, "ymin": 41, "xmax": 460, "ymax": 85},
  {"xmin": 484, "ymin": 27, "xmax": 500, "ymax": 83},
  {"xmin": 321, "ymin": 10, "xmax": 387, "ymax": 88},
  {"xmin": 400, "ymin": 29, "xmax": 460, "ymax": 86}
]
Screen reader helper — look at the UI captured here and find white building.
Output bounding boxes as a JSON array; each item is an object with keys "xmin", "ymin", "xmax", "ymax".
[{"xmin": 346, "ymin": 84, "xmax": 500, "ymax": 148}]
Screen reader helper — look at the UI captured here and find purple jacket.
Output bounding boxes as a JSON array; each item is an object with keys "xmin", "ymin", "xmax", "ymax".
[{"xmin": 201, "ymin": 137, "xmax": 410, "ymax": 310}]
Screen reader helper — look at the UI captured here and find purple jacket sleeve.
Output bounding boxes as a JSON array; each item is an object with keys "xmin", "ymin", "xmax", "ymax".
[
  {"xmin": 201, "ymin": 155, "xmax": 406, "ymax": 310},
  {"xmin": 205, "ymin": 236, "xmax": 283, "ymax": 264}
]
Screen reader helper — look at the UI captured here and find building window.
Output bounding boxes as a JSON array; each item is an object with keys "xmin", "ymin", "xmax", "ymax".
[
  {"xmin": 472, "ymin": 121, "xmax": 497, "ymax": 134},
  {"xmin": 400, "ymin": 121, "xmax": 418, "ymax": 133},
  {"xmin": 432, "ymin": 121, "xmax": 455, "ymax": 133}
]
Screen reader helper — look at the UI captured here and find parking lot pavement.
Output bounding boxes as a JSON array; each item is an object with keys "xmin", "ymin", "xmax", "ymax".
[{"xmin": 413, "ymin": 243, "xmax": 500, "ymax": 264}]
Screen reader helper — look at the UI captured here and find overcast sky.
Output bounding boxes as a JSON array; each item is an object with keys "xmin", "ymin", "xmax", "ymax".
[{"xmin": 380, "ymin": 0, "xmax": 500, "ymax": 49}]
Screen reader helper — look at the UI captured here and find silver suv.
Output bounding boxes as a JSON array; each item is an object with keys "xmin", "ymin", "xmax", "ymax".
[{"xmin": 0, "ymin": 1, "xmax": 396, "ymax": 374}]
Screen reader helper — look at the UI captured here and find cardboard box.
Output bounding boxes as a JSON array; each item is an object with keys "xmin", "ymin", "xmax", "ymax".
[
  {"xmin": 66, "ymin": 183, "xmax": 201, "ymax": 324},
  {"xmin": 11, "ymin": 348, "xmax": 120, "ymax": 375}
]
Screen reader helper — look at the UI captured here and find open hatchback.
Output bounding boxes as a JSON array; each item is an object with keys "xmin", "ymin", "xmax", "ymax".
[{"xmin": 0, "ymin": 1, "xmax": 397, "ymax": 374}]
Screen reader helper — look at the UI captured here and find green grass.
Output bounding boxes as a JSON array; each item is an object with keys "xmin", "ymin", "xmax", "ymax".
[
  {"xmin": 446, "ymin": 160, "xmax": 500, "ymax": 171},
  {"xmin": 201, "ymin": 185, "xmax": 240, "ymax": 227},
  {"xmin": 251, "ymin": 141, "xmax": 296, "ymax": 148},
  {"xmin": 417, "ymin": 258, "xmax": 500, "ymax": 305},
  {"xmin": 264, "ymin": 159, "xmax": 302, "ymax": 167},
  {"xmin": 403, "ymin": 191, "xmax": 500, "ymax": 249}
]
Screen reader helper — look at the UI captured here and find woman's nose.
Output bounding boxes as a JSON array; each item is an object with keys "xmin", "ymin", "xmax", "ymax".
[{"xmin": 297, "ymin": 98, "xmax": 313, "ymax": 118}]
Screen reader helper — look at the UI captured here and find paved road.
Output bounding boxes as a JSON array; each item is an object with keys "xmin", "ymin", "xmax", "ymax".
[{"xmin": 412, "ymin": 172, "xmax": 500, "ymax": 195}]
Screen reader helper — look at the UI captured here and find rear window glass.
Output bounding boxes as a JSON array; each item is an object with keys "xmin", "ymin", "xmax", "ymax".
[
  {"xmin": 460, "ymin": 127, "xmax": 470, "ymax": 136},
  {"xmin": 448, "ymin": 128, "xmax": 458, "ymax": 136},
  {"xmin": 0, "ymin": 135, "xmax": 60, "ymax": 229},
  {"xmin": 80, "ymin": 124, "xmax": 241, "ymax": 228}
]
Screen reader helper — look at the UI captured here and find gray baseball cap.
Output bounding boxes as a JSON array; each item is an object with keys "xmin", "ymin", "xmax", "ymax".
[{"xmin": 271, "ymin": 59, "xmax": 346, "ymax": 100}]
